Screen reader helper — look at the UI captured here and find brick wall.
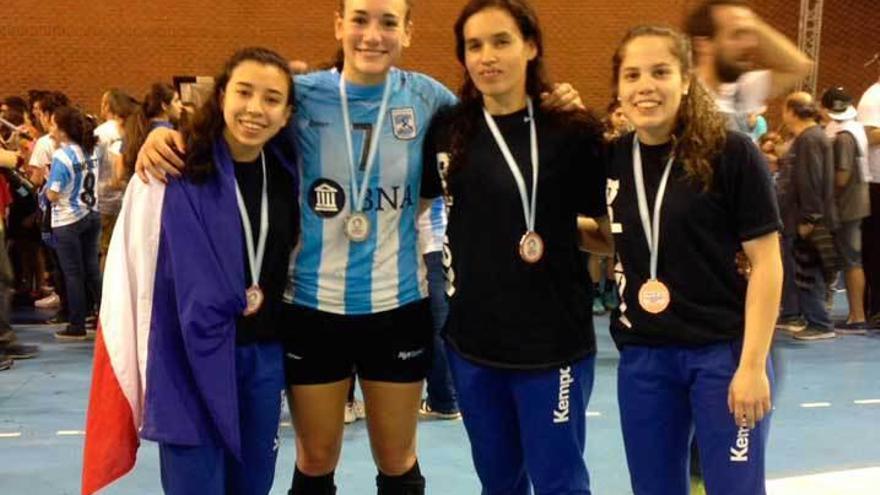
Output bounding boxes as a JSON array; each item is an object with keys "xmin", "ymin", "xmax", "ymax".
[{"xmin": 2, "ymin": 0, "xmax": 877, "ymax": 122}]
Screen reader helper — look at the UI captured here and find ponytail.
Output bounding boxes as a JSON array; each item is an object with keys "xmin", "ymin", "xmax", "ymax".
[{"xmin": 53, "ymin": 106, "xmax": 98, "ymax": 155}]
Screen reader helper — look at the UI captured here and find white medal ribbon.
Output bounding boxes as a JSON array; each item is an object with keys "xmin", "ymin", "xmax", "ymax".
[
  {"xmin": 483, "ymin": 99, "xmax": 539, "ymax": 234},
  {"xmin": 233, "ymin": 150, "xmax": 269, "ymax": 287},
  {"xmin": 632, "ymin": 137, "xmax": 674, "ymax": 280},
  {"xmin": 339, "ymin": 75, "xmax": 392, "ymax": 214}
]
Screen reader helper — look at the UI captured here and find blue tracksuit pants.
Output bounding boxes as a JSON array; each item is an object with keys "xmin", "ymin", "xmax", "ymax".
[
  {"xmin": 158, "ymin": 342, "xmax": 285, "ymax": 495},
  {"xmin": 618, "ymin": 340, "xmax": 773, "ymax": 495},
  {"xmin": 448, "ymin": 348, "xmax": 595, "ymax": 495}
]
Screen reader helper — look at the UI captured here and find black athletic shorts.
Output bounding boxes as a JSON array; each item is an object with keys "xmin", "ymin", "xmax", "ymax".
[{"xmin": 281, "ymin": 299, "xmax": 433, "ymax": 385}]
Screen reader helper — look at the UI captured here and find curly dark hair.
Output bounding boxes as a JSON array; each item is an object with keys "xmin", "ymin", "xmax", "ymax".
[
  {"xmin": 612, "ymin": 25, "xmax": 728, "ymax": 190},
  {"xmin": 446, "ymin": 0, "xmax": 601, "ymax": 176},
  {"xmin": 184, "ymin": 47, "xmax": 295, "ymax": 183}
]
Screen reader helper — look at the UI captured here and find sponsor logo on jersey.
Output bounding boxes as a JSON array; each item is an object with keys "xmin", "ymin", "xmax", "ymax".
[
  {"xmin": 397, "ymin": 348, "xmax": 425, "ymax": 361},
  {"xmin": 729, "ymin": 425, "xmax": 750, "ymax": 462},
  {"xmin": 308, "ymin": 178, "xmax": 346, "ymax": 218},
  {"xmin": 361, "ymin": 184, "xmax": 415, "ymax": 211},
  {"xmin": 553, "ymin": 366, "xmax": 574, "ymax": 423},
  {"xmin": 391, "ymin": 107, "xmax": 417, "ymax": 140}
]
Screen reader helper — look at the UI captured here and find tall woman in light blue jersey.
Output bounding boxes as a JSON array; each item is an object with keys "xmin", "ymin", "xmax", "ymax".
[
  {"xmin": 279, "ymin": 1, "xmax": 453, "ymax": 493},
  {"xmin": 46, "ymin": 107, "xmax": 102, "ymax": 342}
]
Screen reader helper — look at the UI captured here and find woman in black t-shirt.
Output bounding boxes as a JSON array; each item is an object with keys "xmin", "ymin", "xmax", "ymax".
[
  {"xmin": 608, "ymin": 26, "xmax": 782, "ymax": 495},
  {"xmin": 421, "ymin": 1, "xmax": 609, "ymax": 493}
]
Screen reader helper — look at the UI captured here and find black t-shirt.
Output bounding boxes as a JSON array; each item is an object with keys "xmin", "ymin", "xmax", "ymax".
[
  {"xmin": 422, "ymin": 106, "xmax": 606, "ymax": 369},
  {"xmin": 233, "ymin": 150, "xmax": 299, "ymax": 345},
  {"xmin": 607, "ymin": 132, "xmax": 781, "ymax": 348}
]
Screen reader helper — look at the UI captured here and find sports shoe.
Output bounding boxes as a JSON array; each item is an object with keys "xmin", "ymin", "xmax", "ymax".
[
  {"xmin": 54, "ymin": 327, "xmax": 89, "ymax": 342},
  {"xmin": 4, "ymin": 344, "xmax": 39, "ymax": 359},
  {"xmin": 835, "ymin": 321, "xmax": 870, "ymax": 335},
  {"xmin": 344, "ymin": 402, "xmax": 357, "ymax": 424},
  {"xmin": 34, "ymin": 292, "xmax": 60, "ymax": 309},
  {"xmin": 792, "ymin": 327, "xmax": 837, "ymax": 341},
  {"xmin": 0, "ymin": 355, "xmax": 12, "ymax": 371},
  {"xmin": 592, "ymin": 296, "xmax": 606, "ymax": 315},
  {"xmin": 44, "ymin": 314, "xmax": 68, "ymax": 325},
  {"xmin": 603, "ymin": 286, "xmax": 620, "ymax": 311},
  {"xmin": 418, "ymin": 400, "xmax": 462, "ymax": 420},
  {"xmin": 775, "ymin": 316, "xmax": 807, "ymax": 333}
]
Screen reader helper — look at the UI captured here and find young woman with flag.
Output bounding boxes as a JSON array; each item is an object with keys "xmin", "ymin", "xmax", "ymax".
[
  {"xmin": 83, "ymin": 47, "xmax": 298, "ymax": 495},
  {"xmin": 419, "ymin": 1, "xmax": 609, "ymax": 493},
  {"xmin": 607, "ymin": 25, "xmax": 782, "ymax": 495}
]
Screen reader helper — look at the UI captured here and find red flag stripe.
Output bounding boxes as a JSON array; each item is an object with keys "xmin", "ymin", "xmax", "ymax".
[{"xmin": 81, "ymin": 326, "xmax": 139, "ymax": 495}]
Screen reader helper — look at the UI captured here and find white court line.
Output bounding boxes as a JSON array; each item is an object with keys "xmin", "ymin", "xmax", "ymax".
[
  {"xmin": 0, "ymin": 432, "xmax": 22, "ymax": 438},
  {"xmin": 586, "ymin": 412, "xmax": 602, "ymax": 417},
  {"xmin": 854, "ymin": 399, "xmax": 880, "ymax": 405},
  {"xmin": 56, "ymin": 430, "xmax": 85, "ymax": 436},
  {"xmin": 800, "ymin": 402, "xmax": 831, "ymax": 408},
  {"xmin": 767, "ymin": 467, "xmax": 880, "ymax": 495}
]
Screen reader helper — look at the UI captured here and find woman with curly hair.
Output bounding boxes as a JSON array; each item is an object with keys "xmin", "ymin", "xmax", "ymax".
[{"xmin": 607, "ymin": 25, "xmax": 783, "ymax": 495}]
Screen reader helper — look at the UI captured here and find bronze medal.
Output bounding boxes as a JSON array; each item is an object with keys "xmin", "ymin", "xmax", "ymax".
[
  {"xmin": 638, "ymin": 279, "xmax": 670, "ymax": 314},
  {"xmin": 519, "ymin": 231, "xmax": 545, "ymax": 264},
  {"xmin": 244, "ymin": 285, "xmax": 264, "ymax": 316}
]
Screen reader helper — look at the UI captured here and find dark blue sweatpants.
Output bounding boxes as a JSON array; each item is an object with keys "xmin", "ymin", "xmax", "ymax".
[
  {"xmin": 618, "ymin": 341, "xmax": 773, "ymax": 495},
  {"xmin": 158, "ymin": 342, "xmax": 285, "ymax": 495},
  {"xmin": 448, "ymin": 348, "xmax": 594, "ymax": 495}
]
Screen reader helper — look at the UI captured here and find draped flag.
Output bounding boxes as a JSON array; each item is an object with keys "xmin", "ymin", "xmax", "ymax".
[{"xmin": 81, "ymin": 179, "xmax": 165, "ymax": 494}]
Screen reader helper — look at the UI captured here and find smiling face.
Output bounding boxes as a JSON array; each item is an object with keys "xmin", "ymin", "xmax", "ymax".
[
  {"xmin": 220, "ymin": 60, "xmax": 293, "ymax": 161},
  {"xmin": 335, "ymin": 0, "xmax": 412, "ymax": 85},
  {"xmin": 617, "ymin": 35, "xmax": 690, "ymax": 144},
  {"xmin": 463, "ymin": 6, "xmax": 536, "ymax": 112}
]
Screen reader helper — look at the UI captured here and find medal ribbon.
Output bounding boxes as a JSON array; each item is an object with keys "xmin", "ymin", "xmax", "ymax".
[
  {"xmin": 483, "ymin": 98, "xmax": 539, "ymax": 234},
  {"xmin": 632, "ymin": 137, "xmax": 674, "ymax": 281},
  {"xmin": 340, "ymin": 74, "xmax": 392, "ymax": 213},
  {"xmin": 233, "ymin": 150, "xmax": 269, "ymax": 287}
]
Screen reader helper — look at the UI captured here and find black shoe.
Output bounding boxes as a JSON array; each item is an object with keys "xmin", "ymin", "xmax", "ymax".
[
  {"xmin": 5, "ymin": 344, "xmax": 39, "ymax": 359},
  {"xmin": 54, "ymin": 327, "xmax": 89, "ymax": 342},
  {"xmin": 44, "ymin": 314, "xmax": 68, "ymax": 325}
]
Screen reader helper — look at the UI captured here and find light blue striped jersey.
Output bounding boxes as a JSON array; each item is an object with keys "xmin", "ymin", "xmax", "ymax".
[
  {"xmin": 285, "ymin": 68, "xmax": 457, "ymax": 315},
  {"xmin": 417, "ymin": 196, "xmax": 446, "ymax": 255},
  {"xmin": 47, "ymin": 144, "xmax": 101, "ymax": 227}
]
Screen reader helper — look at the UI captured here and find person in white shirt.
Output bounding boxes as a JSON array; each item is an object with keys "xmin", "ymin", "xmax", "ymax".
[
  {"xmin": 93, "ymin": 89, "xmax": 136, "ymax": 269},
  {"xmin": 685, "ymin": 0, "xmax": 812, "ymax": 134},
  {"xmin": 857, "ymin": 67, "xmax": 880, "ymax": 325}
]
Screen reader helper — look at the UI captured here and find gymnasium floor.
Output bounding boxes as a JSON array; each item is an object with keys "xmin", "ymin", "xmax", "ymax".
[{"xmin": 1, "ymin": 297, "xmax": 878, "ymax": 494}]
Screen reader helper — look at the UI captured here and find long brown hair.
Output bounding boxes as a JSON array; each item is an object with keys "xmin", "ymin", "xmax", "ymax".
[
  {"xmin": 53, "ymin": 106, "xmax": 99, "ymax": 155},
  {"xmin": 122, "ymin": 83, "xmax": 176, "ymax": 177},
  {"xmin": 184, "ymin": 47, "xmax": 294, "ymax": 183},
  {"xmin": 612, "ymin": 25, "xmax": 727, "ymax": 190},
  {"xmin": 447, "ymin": 0, "xmax": 600, "ymax": 176}
]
